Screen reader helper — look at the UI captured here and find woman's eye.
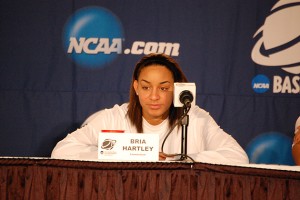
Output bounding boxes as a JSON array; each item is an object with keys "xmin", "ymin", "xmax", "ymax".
[
  {"xmin": 160, "ymin": 87, "xmax": 169, "ymax": 91},
  {"xmin": 142, "ymin": 86, "xmax": 149, "ymax": 90}
]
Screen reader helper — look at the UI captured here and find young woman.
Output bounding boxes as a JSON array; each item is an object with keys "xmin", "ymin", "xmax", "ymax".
[{"xmin": 51, "ymin": 53, "xmax": 249, "ymax": 164}]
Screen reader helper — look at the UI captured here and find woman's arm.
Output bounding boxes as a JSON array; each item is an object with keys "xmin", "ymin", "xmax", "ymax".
[
  {"xmin": 51, "ymin": 124, "xmax": 99, "ymax": 160},
  {"xmin": 292, "ymin": 126, "xmax": 300, "ymax": 165}
]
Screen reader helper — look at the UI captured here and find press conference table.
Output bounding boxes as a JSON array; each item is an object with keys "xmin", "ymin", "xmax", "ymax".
[{"xmin": 0, "ymin": 157, "xmax": 300, "ymax": 200}]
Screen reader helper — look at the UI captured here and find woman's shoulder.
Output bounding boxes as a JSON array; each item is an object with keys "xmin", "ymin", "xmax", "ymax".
[
  {"xmin": 82, "ymin": 103, "xmax": 129, "ymax": 126},
  {"xmin": 98, "ymin": 103, "xmax": 129, "ymax": 117},
  {"xmin": 189, "ymin": 105, "xmax": 210, "ymax": 118},
  {"xmin": 110, "ymin": 103, "xmax": 129, "ymax": 114}
]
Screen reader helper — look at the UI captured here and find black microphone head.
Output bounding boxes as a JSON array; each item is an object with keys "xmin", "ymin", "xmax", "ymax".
[{"xmin": 179, "ymin": 90, "xmax": 193, "ymax": 107}]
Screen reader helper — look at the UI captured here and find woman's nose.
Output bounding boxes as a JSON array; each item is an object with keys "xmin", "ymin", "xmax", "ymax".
[{"xmin": 150, "ymin": 88, "xmax": 159, "ymax": 100}]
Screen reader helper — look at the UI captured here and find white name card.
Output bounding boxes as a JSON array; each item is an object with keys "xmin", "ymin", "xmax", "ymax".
[{"xmin": 98, "ymin": 132, "xmax": 159, "ymax": 161}]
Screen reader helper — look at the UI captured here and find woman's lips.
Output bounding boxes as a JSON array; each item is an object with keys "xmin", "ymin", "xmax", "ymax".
[{"xmin": 149, "ymin": 104, "xmax": 161, "ymax": 109}]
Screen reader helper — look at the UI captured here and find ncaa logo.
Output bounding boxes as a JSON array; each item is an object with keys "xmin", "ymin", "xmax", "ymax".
[
  {"xmin": 252, "ymin": 74, "xmax": 270, "ymax": 93},
  {"xmin": 63, "ymin": 6, "xmax": 124, "ymax": 68},
  {"xmin": 246, "ymin": 132, "xmax": 294, "ymax": 165}
]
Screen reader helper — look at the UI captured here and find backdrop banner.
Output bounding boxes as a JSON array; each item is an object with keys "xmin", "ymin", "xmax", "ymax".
[{"xmin": 0, "ymin": 0, "xmax": 299, "ymax": 165}]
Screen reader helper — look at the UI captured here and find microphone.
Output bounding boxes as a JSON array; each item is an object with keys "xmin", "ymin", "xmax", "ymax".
[
  {"xmin": 179, "ymin": 90, "xmax": 194, "ymax": 107},
  {"xmin": 173, "ymin": 82, "xmax": 196, "ymax": 107}
]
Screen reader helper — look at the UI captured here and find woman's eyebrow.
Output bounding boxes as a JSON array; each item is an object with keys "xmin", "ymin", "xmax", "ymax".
[
  {"xmin": 140, "ymin": 80, "xmax": 171, "ymax": 84},
  {"xmin": 141, "ymin": 79, "xmax": 150, "ymax": 83},
  {"xmin": 160, "ymin": 81, "xmax": 171, "ymax": 84}
]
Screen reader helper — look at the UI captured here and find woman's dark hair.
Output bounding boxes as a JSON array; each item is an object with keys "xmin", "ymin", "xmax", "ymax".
[{"xmin": 127, "ymin": 53, "xmax": 188, "ymax": 132}]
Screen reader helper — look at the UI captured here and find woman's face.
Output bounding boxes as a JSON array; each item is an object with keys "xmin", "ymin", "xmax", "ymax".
[{"xmin": 134, "ymin": 65, "xmax": 174, "ymax": 125}]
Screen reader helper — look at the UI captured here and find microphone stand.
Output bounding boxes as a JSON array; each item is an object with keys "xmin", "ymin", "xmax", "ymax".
[{"xmin": 179, "ymin": 106, "xmax": 189, "ymax": 161}]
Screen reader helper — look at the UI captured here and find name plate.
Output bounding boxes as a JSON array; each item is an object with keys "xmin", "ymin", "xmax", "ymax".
[{"xmin": 98, "ymin": 132, "xmax": 159, "ymax": 161}]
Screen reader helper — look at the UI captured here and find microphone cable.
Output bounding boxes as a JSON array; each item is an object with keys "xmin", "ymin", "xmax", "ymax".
[{"xmin": 160, "ymin": 105, "xmax": 195, "ymax": 163}]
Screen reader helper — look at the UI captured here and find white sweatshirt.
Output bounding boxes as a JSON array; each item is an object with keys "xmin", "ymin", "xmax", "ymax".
[{"xmin": 51, "ymin": 103, "xmax": 249, "ymax": 165}]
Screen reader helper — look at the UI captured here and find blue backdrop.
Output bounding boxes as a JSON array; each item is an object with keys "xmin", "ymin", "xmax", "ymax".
[{"xmin": 0, "ymin": 0, "xmax": 299, "ymax": 165}]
